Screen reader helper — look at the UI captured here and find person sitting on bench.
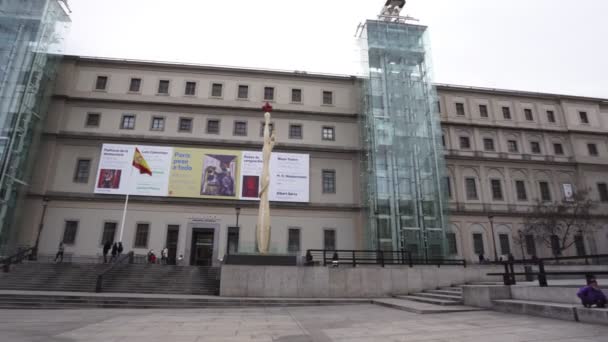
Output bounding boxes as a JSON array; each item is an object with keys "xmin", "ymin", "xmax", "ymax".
[{"xmin": 577, "ymin": 278, "xmax": 607, "ymax": 308}]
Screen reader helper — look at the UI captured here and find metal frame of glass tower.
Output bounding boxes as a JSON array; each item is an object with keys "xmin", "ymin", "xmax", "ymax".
[
  {"xmin": 358, "ymin": 14, "xmax": 448, "ymax": 258},
  {"xmin": 0, "ymin": 0, "xmax": 71, "ymax": 254}
]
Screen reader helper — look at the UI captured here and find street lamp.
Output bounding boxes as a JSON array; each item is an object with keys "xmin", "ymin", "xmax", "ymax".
[
  {"xmin": 235, "ymin": 207, "xmax": 241, "ymax": 227},
  {"xmin": 33, "ymin": 197, "xmax": 49, "ymax": 259},
  {"xmin": 488, "ymin": 215, "xmax": 498, "ymax": 262}
]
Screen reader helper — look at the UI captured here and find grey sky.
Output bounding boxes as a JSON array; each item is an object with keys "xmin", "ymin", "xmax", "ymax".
[{"xmin": 64, "ymin": 0, "xmax": 608, "ymax": 98}]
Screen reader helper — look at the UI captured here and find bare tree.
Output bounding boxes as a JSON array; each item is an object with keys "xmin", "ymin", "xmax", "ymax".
[{"xmin": 523, "ymin": 189, "xmax": 597, "ymax": 258}]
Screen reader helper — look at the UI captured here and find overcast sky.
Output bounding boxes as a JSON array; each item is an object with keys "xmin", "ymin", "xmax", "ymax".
[{"xmin": 63, "ymin": 0, "xmax": 608, "ymax": 98}]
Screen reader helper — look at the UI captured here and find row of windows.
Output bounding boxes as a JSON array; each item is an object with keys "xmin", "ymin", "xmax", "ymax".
[
  {"xmin": 94, "ymin": 76, "xmax": 335, "ymax": 105},
  {"xmin": 60, "ymin": 220, "xmax": 338, "ymax": 252},
  {"xmin": 448, "ymin": 101, "xmax": 591, "ymax": 125},
  {"xmin": 447, "ymin": 135, "xmax": 601, "ymax": 157},
  {"xmin": 86, "ymin": 112, "xmax": 336, "ymax": 141},
  {"xmin": 447, "ymin": 176, "xmax": 608, "ymax": 203},
  {"xmin": 74, "ymin": 158, "xmax": 338, "ymax": 194}
]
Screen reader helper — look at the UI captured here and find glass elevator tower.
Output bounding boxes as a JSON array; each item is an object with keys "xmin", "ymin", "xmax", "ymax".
[{"xmin": 358, "ymin": 2, "xmax": 448, "ymax": 258}]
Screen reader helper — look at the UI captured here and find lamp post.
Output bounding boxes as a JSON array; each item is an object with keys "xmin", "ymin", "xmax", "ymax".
[
  {"xmin": 488, "ymin": 215, "xmax": 498, "ymax": 262},
  {"xmin": 33, "ymin": 197, "xmax": 49, "ymax": 259}
]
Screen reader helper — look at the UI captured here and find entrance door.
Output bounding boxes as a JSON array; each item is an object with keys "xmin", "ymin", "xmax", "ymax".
[
  {"xmin": 190, "ymin": 228, "xmax": 215, "ymax": 266},
  {"xmin": 165, "ymin": 225, "xmax": 179, "ymax": 265}
]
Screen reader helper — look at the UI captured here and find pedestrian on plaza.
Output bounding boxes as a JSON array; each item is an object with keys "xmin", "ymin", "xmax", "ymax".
[
  {"xmin": 147, "ymin": 249, "xmax": 156, "ymax": 264},
  {"xmin": 117, "ymin": 242, "xmax": 124, "ymax": 256},
  {"xmin": 577, "ymin": 278, "xmax": 607, "ymax": 308},
  {"xmin": 508, "ymin": 253, "xmax": 515, "ymax": 262},
  {"xmin": 54, "ymin": 242, "xmax": 65, "ymax": 263},
  {"xmin": 102, "ymin": 240, "xmax": 112, "ymax": 263},
  {"xmin": 331, "ymin": 251, "xmax": 339, "ymax": 267},
  {"xmin": 161, "ymin": 247, "xmax": 168, "ymax": 265},
  {"xmin": 478, "ymin": 253, "xmax": 485, "ymax": 264},
  {"xmin": 110, "ymin": 242, "xmax": 118, "ymax": 262},
  {"xmin": 177, "ymin": 254, "xmax": 184, "ymax": 266}
]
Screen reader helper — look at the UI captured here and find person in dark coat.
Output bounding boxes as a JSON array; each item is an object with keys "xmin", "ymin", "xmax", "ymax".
[
  {"xmin": 117, "ymin": 242, "xmax": 124, "ymax": 256},
  {"xmin": 103, "ymin": 241, "xmax": 112, "ymax": 263},
  {"xmin": 110, "ymin": 242, "xmax": 118, "ymax": 262},
  {"xmin": 577, "ymin": 278, "xmax": 607, "ymax": 308},
  {"xmin": 54, "ymin": 242, "xmax": 64, "ymax": 263},
  {"xmin": 478, "ymin": 253, "xmax": 485, "ymax": 264}
]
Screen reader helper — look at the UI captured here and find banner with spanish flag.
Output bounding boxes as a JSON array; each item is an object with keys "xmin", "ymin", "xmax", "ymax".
[{"xmin": 132, "ymin": 147, "xmax": 152, "ymax": 175}]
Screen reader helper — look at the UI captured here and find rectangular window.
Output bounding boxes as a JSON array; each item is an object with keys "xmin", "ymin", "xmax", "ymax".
[
  {"xmin": 323, "ymin": 229, "xmax": 336, "ymax": 250},
  {"xmin": 289, "ymin": 124, "xmax": 303, "ymax": 139},
  {"xmin": 597, "ymin": 183, "xmax": 608, "ymax": 202},
  {"xmin": 456, "ymin": 103, "xmax": 465, "ymax": 116},
  {"xmin": 459, "ymin": 136, "xmax": 471, "ymax": 149},
  {"xmin": 227, "ymin": 227, "xmax": 239, "ymax": 254},
  {"xmin": 515, "ymin": 180, "xmax": 527, "ymax": 201},
  {"xmin": 129, "ymin": 78, "xmax": 141, "ymax": 92},
  {"xmin": 525, "ymin": 235, "xmax": 536, "ymax": 256},
  {"xmin": 322, "ymin": 91, "xmax": 333, "ymax": 105},
  {"xmin": 465, "ymin": 177, "xmax": 478, "ymax": 200},
  {"xmin": 291, "ymin": 88, "xmax": 302, "ymax": 103},
  {"xmin": 185, "ymin": 81, "xmax": 196, "ymax": 95},
  {"xmin": 73, "ymin": 159, "xmax": 91, "ymax": 183},
  {"xmin": 539, "ymin": 181, "xmax": 551, "ymax": 201},
  {"xmin": 322, "ymin": 170, "xmax": 336, "ymax": 194},
  {"xmin": 233, "ymin": 121, "xmax": 247, "ymax": 136},
  {"xmin": 211, "ymin": 83, "xmax": 223, "ymax": 97},
  {"xmin": 158, "ymin": 80, "xmax": 170, "ymax": 94},
  {"xmin": 264, "ymin": 86, "xmax": 275, "ymax": 101},
  {"xmin": 237, "ymin": 85, "xmax": 249, "ymax": 99},
  {"xmin": 178, "ymin": 118, "xmax": 192, "ymax": 132},
  {"xmin": 553, "ymin": 143, "xmax": 564, "ymax": 155},
  {"xmin": 446, "ymin": 232, "xmax": 457, "ymax": 255},
  {"xmin": 322, "ymin": 126, "xmax": 335, "ymax": 141},
  {"xmin": 579, "ymin": 111, "xmax": 589, "ymax": 124},
  {"xmin": 491, "ymin": 179, "xmax": 503, "ymax": 200},
  {"xmin": 287, "ymin": 228, "xmax": 301, "ymax": 253},
  {"xmin": 260, "ymin": 122, "xmax": 274, "ymax": 137},
  {"xmin": 547, "ymin": 110, "xmax": 555, "ymax": 123},
  {"xmin": 446, "ymin": 177, "xmax": 452, "ymax": 199},
  {"xmin": 134, "ymin": 223, "xmax": 150, "ymax": 248},
  {"xmin": 551, "ymin": 235, "xmax": 561, "ymax": 255},
  {"xmin": 574, "ymin": 235, "xmax": 586, "ymax": 256},
  {"xmin": 62, "ymin": 221, "xmax": 78, "ymax": 245},
  {"xmin": 120, "ymin": 115, "xmax": 136, "ymax": 129},
  {"xmin": 473, "ymin": 233, "xmax": 484, "ymax": 255},
  {"xmin": 85, "ymin": 113, "xmax": 100, "ymax": 127},
  {"xmin": 507, "ymin": 140, "xmax": 518, "ymax": 153},
  {"xmin": 587, "ymin": 143, "xmax": 598, "ymax": 156},
  {"xmin": 95, "ymin": 76, "xmax": 108, "ymax": 90},
  {"xmin": 206, "ymin": 119, "xmax": 220, "ymax": 134},
  {"xmin": 479, "ymin": 104, "xmax": 488, "ymax": 118},
  {"xmin": 530, "ymin": 141, "xmax": 541, "ymax": 154},
  {"xmin": 524, "ymin": 108, "xmax": 533, "ymax": 121},
  {"xmin": 101, "ymin": 222, "xmax": 117, "ymax": 245},
  {"xmin": 150, "ymin": 116, "xmax": 165, "ymax": 131},
  {"xmin": 499, "ymin": 234, "xmax": 511, "ymax": 255},
  {"xmin": 502, "ymin": 106, "xmax": 511, "ymax": 119},
  {"xmin": 483, "ymin": 138, "xmax": 495, "ymax": 151}
]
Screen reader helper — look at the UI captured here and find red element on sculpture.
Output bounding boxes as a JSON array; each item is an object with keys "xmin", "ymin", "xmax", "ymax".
[{"xmin": 262, "ymin": 102, "xmax": 273, "ymax": 113}]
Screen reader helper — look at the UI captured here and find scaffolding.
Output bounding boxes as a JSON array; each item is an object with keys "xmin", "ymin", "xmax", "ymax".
[{"xmin": 358, "ymin": 17, "xmax": 448, "ymax": 258}]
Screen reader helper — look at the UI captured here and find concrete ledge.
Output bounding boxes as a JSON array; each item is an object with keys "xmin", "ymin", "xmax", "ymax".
[
  {"xmin": 493, "ymin": 299, "xmax": 577, "ymax": 322},
  {"xmin": 576, "ymin": 307, "xmax": 608, "ymax": 325},
  {"xmin": 462, "ymin": 285, "xmax": 511, "ymax": 308},
  {"xmin": 510, "ymin": 286, "xmax": 580, "ymax": 305}
]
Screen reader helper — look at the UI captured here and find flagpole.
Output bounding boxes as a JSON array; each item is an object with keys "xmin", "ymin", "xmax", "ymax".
[{"xmin": 118, "ymin": 163, "xmax": 135, "ymax": 243}]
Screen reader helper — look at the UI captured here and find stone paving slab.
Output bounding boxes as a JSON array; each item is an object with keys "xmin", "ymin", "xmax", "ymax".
[
  {"xmin": 1, "ymin": 304, "xmax": 608, "ymax": 341},
  {"xmin": 373, "ymin": 298, "xmax": 482, "ymax": 314}
]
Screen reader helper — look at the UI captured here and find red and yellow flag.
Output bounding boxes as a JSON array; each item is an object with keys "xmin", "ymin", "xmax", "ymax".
[{"xmin": 132, "ymin": 148, "xmax": 152, "ymax": 176}]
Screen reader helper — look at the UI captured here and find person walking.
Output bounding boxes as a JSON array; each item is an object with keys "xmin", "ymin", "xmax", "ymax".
[
  {"xmin": 54, "ymin": 242, "xmax": 65, "ymax": 263},
  {"xmin": 102, "ymin": 240, "xmax": 112, "ymax": 263},
  {"xmin": 110, "ymin": 242, "xmax": 118, "ymax": 262},
  {"xmin": 117, "ymin": 242, "xmax": 124, "ymax": 257},
  {"xmin": 161, "ymin": 247, "xmax": 168, "ymax": 265}
]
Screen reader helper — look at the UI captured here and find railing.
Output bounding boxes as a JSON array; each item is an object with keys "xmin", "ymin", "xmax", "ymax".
[
  {"xmin": 487, "ymin": 253, "xmax": 608, "ymax": 287},
  {"xmin": 1, "ymin": 247, "xmax": 35, "ymax": 272},
  {"xmin": 305, "ymin": 249, "xmax": 467, "ymax": 268},
  {"xmin": 95, "ymin": 251, "xmax": 134, "ymax": 292},
  {"xmin": 34, "ymin": 253, "xmax": 149, "ymax": 264}
]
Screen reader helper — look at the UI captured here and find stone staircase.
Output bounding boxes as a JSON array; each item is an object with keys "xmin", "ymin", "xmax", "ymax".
[
  {"xmin": 373, "ymin": 286, "xmax": 483, "ymax": 314},
  {"xmin": 0, "ymin": 262, "xmax": 220, "ymax": 295}
]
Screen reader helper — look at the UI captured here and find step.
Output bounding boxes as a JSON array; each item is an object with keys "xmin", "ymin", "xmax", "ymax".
[
  {"xmin": 438, "ymin": 287, "xmax": 462, "ymax": 292},
  {"xmin": 427, "ymin": 289, "xmax": 464, "ymax": 296},
  {"xmin": 492, "ymin": 299, "xmax": 578, "ymax": 322},
  {"xmin": 373, "ymin": 298, "xmax": 482, "ymax": 314},
  {"xmin": 394, "ymin": 295, "xmax": 462, "ymax": 306},
  {"xmin": 416, "ymin": 292, "xmax": 463, "ymax": 301}
]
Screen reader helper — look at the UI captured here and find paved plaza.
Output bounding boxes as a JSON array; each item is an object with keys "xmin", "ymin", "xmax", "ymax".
[{"xmin": 0, "ymin": 304, "xmax": 607, "ymax": 342}]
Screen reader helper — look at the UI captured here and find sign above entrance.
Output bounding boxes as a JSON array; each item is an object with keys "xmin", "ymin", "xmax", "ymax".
[{"xmin": 94, "ymin": 144, "xmax": 310, "ymax": 203}]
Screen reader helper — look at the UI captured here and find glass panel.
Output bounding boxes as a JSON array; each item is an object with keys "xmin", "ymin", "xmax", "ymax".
[
  {"xmin": 525, "ymin": 235, "xmax": 536, "ymax": 256},
  {"xmin": 287, "ymin": 228, "xmax": 300, "ymax": 253},
  {"xmin": 473, "ymin": 233, "xmax": 484, "ymax": 255},
  {"xmin": 323, "ymin": 230, "xmax": 336, "ymax": 250},
  {"xmin": 499, "ymin": 234, "xmax": 510, "ymax": 255}
]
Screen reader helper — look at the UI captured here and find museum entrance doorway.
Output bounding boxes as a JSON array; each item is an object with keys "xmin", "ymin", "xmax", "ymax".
[{"xmin": 190, "ymin": 228, "xmax": 215, "ymax": 266}]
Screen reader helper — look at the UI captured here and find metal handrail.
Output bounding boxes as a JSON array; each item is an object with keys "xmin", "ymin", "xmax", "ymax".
[
  {"xmin": 95, "ymin": 251, "xmax": 134, "ymax": 292},
  {"xmin": 1, "ymin": 247, "xmax": 35, "ymax": 272},
  {"xmin": 305, "ymin": 249, "xmax": 467, "ymax": 268}
]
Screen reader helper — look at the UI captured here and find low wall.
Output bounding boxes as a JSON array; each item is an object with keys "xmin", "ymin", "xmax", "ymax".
[{"xmin": 220, "ymin": 264, "xmax": 504, "ymax": 298}]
